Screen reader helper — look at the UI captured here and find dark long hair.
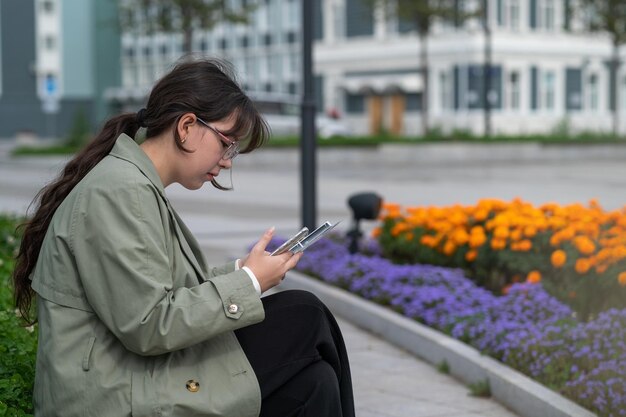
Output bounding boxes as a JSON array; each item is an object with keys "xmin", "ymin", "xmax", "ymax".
[{"xmin": 13, "ymin": 58, "xmax": 269, "ymax": 323}]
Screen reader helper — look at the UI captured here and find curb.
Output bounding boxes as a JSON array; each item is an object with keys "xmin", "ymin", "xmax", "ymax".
[{"xmin": 280, "ymin": 270, "xmax": 597, "ymax": 417}]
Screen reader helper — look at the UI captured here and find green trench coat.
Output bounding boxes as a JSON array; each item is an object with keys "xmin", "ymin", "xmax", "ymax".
[{"xmin": 30, "ymin": 134, "xmax": 265, "ymax": 417}]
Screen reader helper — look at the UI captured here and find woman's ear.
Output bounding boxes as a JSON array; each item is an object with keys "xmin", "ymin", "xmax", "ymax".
[{"xmin": 176, "ymin": 113, "xmax": 197, "ymax": 141}]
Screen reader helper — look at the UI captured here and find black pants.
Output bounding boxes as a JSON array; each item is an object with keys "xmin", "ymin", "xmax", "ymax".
[{"xmin": 235, "ymin": 290, "xmax": 355, "ymax": 417}]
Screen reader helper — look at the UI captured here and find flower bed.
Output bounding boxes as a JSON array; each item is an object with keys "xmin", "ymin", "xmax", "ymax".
[
  {"xmin": 268, "ymin": 236, "xmax": 626, "ymax": 417},
  {"xmin": 375, "ymin": 198, "xmax": 626, "ymax": 320}
]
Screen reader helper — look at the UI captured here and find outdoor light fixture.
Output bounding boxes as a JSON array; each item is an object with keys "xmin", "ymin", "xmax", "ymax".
[{"xmin": 347, "ymin": 192, "xmax": 383, "ymax": 254}]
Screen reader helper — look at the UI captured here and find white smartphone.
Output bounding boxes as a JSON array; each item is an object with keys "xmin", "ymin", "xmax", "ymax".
[
  {"xmin": 270, "ymin": 227, "xmax": 309, "ymax": 256},
  {"xmin": 288, "ymin": 221, "xmax": 341, "ymax": 254}
]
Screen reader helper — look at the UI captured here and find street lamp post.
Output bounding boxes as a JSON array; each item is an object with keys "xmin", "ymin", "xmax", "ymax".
[{"xmin": 300, "ymin": 0, "xmax": 317, "ymax": 230}]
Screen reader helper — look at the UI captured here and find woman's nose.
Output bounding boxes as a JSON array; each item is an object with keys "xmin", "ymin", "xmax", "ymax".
[{"xmin": 220, "ymin": 157, "xmax": 233, "ymax": 169}]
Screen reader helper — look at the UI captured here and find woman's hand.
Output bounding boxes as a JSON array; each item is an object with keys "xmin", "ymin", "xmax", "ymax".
[{"xmin": 242, "ymin": 227, "xmax": 303, "ymax": 293}]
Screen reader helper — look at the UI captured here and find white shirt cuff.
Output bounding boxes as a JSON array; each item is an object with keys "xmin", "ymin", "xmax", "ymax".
[{"xmin": 235, "ymin": 259, "xmax": 262, "ymax": 296}]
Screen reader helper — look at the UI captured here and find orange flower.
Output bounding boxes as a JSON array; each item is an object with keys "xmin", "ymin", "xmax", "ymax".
[
  {"xmin": 517, "ymin": 239, "xmax": 532, "ymax": 252},
  {"xmin": 371, "ymin": 227, "xmax": 382, "ymax": 238},
  {"xmin": 490, "ymin": 238, "xmax": 507, "ymax": 251},
  {"xmin": 443, "ymin": 240, "xmax": 456, "ymax": 256},
  {"xmin": 510, "ymin": 229, "xmax": 523, "ymax": 242},
  {"xmin": 618, "ymin": 272, "xmax": 626, "ymax": 287},
  {"xmin": 524, "ymin": 225, "xmax": 537, "ymax": 238},
  {"xmin": 465, "ymin": 250, "xmax": 478, "ymax": 262},
  {"xmin": 575, "ymin": 258, "xmax": 592, "ymax": 274},
  {"xmin": 574, "ymin": 236, "xmax": 596, "ymax": 255},
  {"xmin": 501, "ymin": 284, "xmax": 512, "ymax": 295},
  {"xmin": 391, "ymin": 222, "xmax": 410, "ymax": 237},
  {"xmin": 452, "ymin": 228, "xmax": 470, "ymax": 246},
  {"xmin": 493, "ymin": 226, "xmax": 510, "ymax": 239},
  {"xmin": 469, "ymin": 233, "xmax": 486, "ymax": 248},
  {"xmin": 551, "ymin": 250, "xmax": 567, "ymax": 268},
  {"xmin": 526, "ymin": 270, "xmax": 542, "ymax": 284}
]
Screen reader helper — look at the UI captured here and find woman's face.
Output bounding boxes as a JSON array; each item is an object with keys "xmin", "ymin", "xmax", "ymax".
[{"xmin": 176, "ymin": 114, "xmax": 237, "ymax": 190}]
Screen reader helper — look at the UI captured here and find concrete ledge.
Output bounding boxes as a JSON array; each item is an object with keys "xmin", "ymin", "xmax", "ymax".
[{"xmin": 280, "ymin": 270, "xmax": 597, "ymax": 417}]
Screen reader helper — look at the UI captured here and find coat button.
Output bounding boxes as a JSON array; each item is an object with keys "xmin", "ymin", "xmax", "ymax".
[
  {"xmin": 186, "ymin": 380, "xmax": 200, "ymax": 393},
  {"xmin": 228, "ymin": 304, "xmax": 239, "ymax": 314}
]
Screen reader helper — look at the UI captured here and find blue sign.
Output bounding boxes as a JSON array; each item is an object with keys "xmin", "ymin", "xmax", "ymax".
[{"xmin": 44, "ymin": 74, "xmax": 57, "ymax": 96}]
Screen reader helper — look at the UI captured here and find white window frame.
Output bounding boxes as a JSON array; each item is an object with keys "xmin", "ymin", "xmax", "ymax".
[
  {"xmin": 509, "ymin": 70, "xmax": 521, "ymax": 110},
  {"xmin": 588, "ymin": 73, "xmax": 599, "ymax": 111},
  {"xmin": 542, "ymin": 70, "xmax": 556, "ymax": 111}
]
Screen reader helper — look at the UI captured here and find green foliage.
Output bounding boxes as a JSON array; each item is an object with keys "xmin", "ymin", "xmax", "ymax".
[
  {"xmin": 437, "ymin": 360, "xmax": 450, "ymax": 374},
  {"xmin": 0, "ymin": 215, "xmax": 36, "ymax": 416},
  {"xmin": 468, "ymin": 379, "xmax": 491, "ymax": 397},
  {"xmin": 63, "ymin": 108, "xmax": 92, "ymax": 149}
]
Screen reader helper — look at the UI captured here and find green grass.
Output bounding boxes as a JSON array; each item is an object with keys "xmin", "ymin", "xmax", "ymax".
[{"xmin": 11, "ymin": 130, "xmax": 626, "ymax": 157}]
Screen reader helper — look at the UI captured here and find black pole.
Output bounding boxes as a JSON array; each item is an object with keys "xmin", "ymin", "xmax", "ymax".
[{"xmin": 301, "ymin": 0, "xmax": 317, "ymax": 230}]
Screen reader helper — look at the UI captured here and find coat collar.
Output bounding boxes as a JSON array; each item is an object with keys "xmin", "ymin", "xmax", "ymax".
[
  {"xmin": 109, "ymin": 133, "xmax": 166, "ymax": 197},
  {"xmin": 109, "ymin": 134, "xmax": 208, "ymax": 282}
]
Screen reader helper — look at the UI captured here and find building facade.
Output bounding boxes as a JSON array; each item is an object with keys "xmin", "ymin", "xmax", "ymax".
[
  {"xmin": 114, "ymin": 0, "xmax": 626, "ymax": 137},
  {"xmin": 0, "ymin": 0, "xmax": 120, "ymax": 139}
]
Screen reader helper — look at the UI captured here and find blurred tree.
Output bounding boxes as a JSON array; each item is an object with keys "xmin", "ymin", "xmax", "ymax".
[
  {"xmin": 118, "ymin": 0, "xmax": 257, "ymax": 54},
  {"xmin": 578, "ymin": 0, "xmax": 626, "ymax": 137},
  {"xmin": 362, "ymin": 0, "xmax": 469, "ymax": 136}
]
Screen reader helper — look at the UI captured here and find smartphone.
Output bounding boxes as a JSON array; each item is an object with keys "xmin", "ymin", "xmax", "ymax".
[
  {"xmin": 270, "ymin": 227, "xmax": 309, "ymax": 256},
  {"xmin": 289, "ymin": 221, "xmax": 340, "ymax": 254}
]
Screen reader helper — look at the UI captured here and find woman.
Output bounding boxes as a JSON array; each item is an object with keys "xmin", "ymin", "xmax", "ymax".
[{"xmin": 12, "ymin": 58, "xmax": 354, "ymax": 417}]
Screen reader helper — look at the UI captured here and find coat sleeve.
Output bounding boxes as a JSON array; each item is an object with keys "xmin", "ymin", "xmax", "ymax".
[{"xmin": 71, "ymin": 177, "xmax": 264, "ymax": 356}]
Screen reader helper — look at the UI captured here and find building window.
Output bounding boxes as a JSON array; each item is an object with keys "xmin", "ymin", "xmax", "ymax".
[
  {"xmin": 509, "ymin": 71, "xmax": 520, "ymax": 110},
  {"xmin": 44, "ymin": 35, "xmax": 56, "ymax": 50},
  {"xmin": 219, "ymin": 38, "xmax": 227, "ymax": 50},
  {"xmin": 588, "ymin": 74, "xmax": 599, "ymax": 111},
  {"xmin": 509, "ymin": 0, "xmax": 520, "ymax": 30},
  {"xmin": 406, "ymin": 93, "xmax": 422, "ymax": 111},
  {"xmin": 41, "ymin": 0, "xmax": 54, "ymax": 13},
  {"xmin": 288, "ymin": 82, "xmax": 297, "ymax": 95},
  {"xmin": 240, "ymin": 36, "xmax": 249, "ymax": 48},
  {"xmin": 541, "ymin": 0, "xmax": 555, "ymax": 30},
  {"xmin": 160, "ymin": 44, "xmax": 169, "ymax": 55},
  {"xmin": 143, "ymin": 46, "xmax": 151, "ymax": 57},
  {"xmin": 263, "ymin": 33, "xmax": 272, "ymax": 46},
  {"xmin": 346, "ymin": 0, "xmax": 374, "ymax": 37},
  {"xmin": 124, "ymin": 47, "xmax": 135, "ymax": 59},
  {"xmin": 439, "ymin": 71, "xmax": 450, "ymax": 110},
  {"xmin": 543, "ymin": 71, "xmax": 556, "ymax": 110},
  {"xmin": 286, "ymin": 31, "xmax": 297, "ymax": 44},
  {"xmin": 264, "ymin": 83, "xmax": 273, "ymax": 93},
  {"xmin": 345, "ymin": 92, "xmax": 365, "ymax": 113}
]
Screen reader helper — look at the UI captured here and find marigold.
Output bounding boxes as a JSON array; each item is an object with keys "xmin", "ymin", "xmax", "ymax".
[
  {"xmin": 618, "ymin": 272, "xmax": 626, "ymax": 287},
  {"xmin": 469, "ymin": 233, "xmax": 486, "ymax": 248},
  {"xmin": 575, "ymin": 258, "xmax": 592, "ymax": 274},
  {"xmin": 517, "ymin": 239, "xmax": 532, "ymax": 251},
  {"xmin": 524, "ymin": 225, "xmax": 537, "ymax": 238},
  {"xmin": 493, "ymin": 226, "xmax": 509, "ymax": 239},
  {"xmin": 551, "ymin": 250, "xmax": 567, "ymax": 268},
  {"xmin": 574, "ymin": 236, "xmax": 596, "ymax": 255},
  {"xmin": 371, "ymin": 227, "xmax": 382, "ymax": 238},
  {"xmin": 490, "ymin": 238, "xmax": 507, "ymax": 251},
  {"xmin": 465, "ymin": 250, "xmax": 478, "ymax": 262},
  {"xmin": 526, "ymin": 270, "xmax": 542, "ymax": 284},
  {"xmin": 443, "ymin": 240, "xmax": 456, "ymax": 256},
  {"xmin": 510, "ymin": 229, "xmax": 523, "ymax": 241}
]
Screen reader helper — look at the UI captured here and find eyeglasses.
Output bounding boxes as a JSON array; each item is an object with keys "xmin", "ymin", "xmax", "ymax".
[{"xmin": 196, "ymin": 117, "xmax": 240, "ymax": 160}]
